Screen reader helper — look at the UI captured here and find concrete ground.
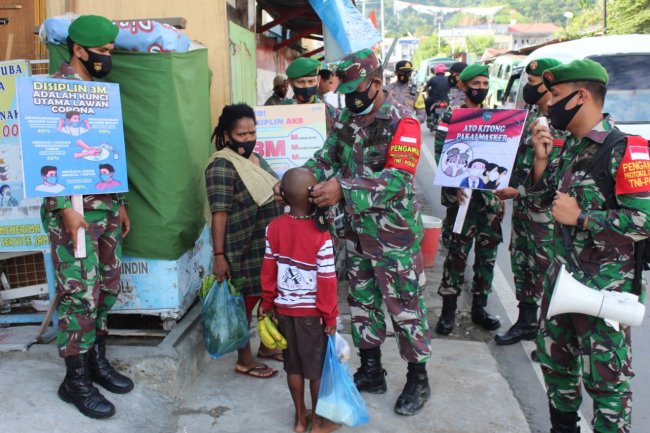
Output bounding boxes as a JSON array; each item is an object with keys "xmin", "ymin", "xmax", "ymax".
[{"xmin": 0, "ymin": 246, "xmax": 532, "ymax": 433}]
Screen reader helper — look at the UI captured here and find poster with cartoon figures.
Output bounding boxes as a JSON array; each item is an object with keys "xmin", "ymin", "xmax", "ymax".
[
  {"xmin": 434, "ymin": 108, "xmax": 529, "ymax": 190},
  {"xmin": 253, "ymin": 104, "xmax": 326, "ymax": 177},
  {"xmin": 16, "ymin": 77, "xmax": 127, "ymax": 198}
]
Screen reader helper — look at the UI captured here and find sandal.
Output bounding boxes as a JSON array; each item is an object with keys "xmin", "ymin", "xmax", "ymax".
[
  {"xmin": 234, "ymin": 363, "xmax": 278, "ymax": 379},
  {"xmin": 257, "ymin": 350, "xmax": 284, "ymax": 362}
]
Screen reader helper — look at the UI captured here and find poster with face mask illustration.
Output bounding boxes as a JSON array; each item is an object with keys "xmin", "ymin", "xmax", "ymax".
[
  {"xmin": 253, "ymin": 104, "xmax": 327, "ymax": 177},
  {"xmin": 434, "ymin": 108, "xmax": 528, "ymax": 191},
  {"xmin": 16, "ymin": 76, "xmax": 128, "ymax": 198}
]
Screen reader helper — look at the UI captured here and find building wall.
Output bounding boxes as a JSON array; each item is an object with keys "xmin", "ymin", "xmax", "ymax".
[{"xmin": 45, "ymin": 0, "xmax": 230, "ymax": 125}]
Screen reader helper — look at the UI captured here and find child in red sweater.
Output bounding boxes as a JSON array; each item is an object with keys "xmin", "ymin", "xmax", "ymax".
[{"xmin": 260, "ymin": 167, "xmax": 340, "ymax": 433}]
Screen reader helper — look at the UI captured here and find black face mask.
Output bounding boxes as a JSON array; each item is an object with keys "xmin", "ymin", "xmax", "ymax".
[
  {"xmin": 81, "ymin": 48, "xmax": 112, "ymax": 79},
  {"xmin": 293, "ymin": 86, "xmax": 318, "ymax": 103},
  {"xmin": 227, "ymin": 140, "xmax": 256, "ymax": 159},
  {"xmin": 345, "ymin": 81, "xmax": 379, "ymax": 115},
  {"xmin": 523, "ymin": 82, "xmax": 547, "ymax": 105},
  {"xmin": 397, "ymin": 74, "xmax": 410, "ymax": 84},
  {"xmin": 466, "ymin": 87, "xmax": 488, "ymax": 105},
  {"xmin": 448, "ymin": 76, "xmax": 457, "ymax": 87},
  {"xmin": 548, "ymin": 90, "xmax": 582, "ymax": 131}
]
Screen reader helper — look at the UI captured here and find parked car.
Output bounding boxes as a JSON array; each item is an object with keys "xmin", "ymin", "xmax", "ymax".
[
  {"xmin": 486, "ymin": 54, "xmax": 525, "ymax": 108},
  {"xmin": 509, "ymin": 34, "xmax": 650, "ymax": 137}
]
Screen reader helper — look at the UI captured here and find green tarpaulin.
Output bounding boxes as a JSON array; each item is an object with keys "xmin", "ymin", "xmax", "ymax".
[{"xmin": 48, "ymin": 45, "xmax": 212, "ymax": 260}]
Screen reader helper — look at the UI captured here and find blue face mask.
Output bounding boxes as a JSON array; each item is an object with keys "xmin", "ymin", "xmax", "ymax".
[
  {"xmin": 70, "ymin": 121, "xmax": 80, "ymax": 127},
  {"xmin": 46, "ymin": 175, "xmax": 58, "ymax": 185},
  {"xmin": 100, "ymin": 174, "xmax": 112, "ymax": 182}
]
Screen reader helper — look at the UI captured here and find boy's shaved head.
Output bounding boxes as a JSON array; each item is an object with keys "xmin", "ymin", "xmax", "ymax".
[{"xmin": 281, "ymin": 167, "xmax": 316, "ymax": 206}]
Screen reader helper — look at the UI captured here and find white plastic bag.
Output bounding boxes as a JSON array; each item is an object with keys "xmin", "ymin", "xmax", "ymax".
[{"xmin": 334, "ymin": 332, "xmax": 350, "ymax": 362}]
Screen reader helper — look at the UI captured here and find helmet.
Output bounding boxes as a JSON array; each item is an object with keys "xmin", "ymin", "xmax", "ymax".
[
  {"xmin": 434, "ymin": 64, "xmax": 447, "ymax": 74},
  {"xmin": 449, "ymin": 62, "xmax": 468, "ymax": 74}
]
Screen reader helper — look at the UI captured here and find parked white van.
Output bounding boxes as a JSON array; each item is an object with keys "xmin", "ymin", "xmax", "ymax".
[{"xmin": 511, "ymin": 34, "xmax": 650, "ymax": 137}]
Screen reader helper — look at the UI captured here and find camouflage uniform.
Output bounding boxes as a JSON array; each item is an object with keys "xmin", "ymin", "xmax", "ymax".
[
  {"xmin": 385, "ymin": 81, "xmax": 426, "ymax": 123},
  {"xmin": 304, "ymin": 94, "xmax": 431, "ymax": 364},
  {"xmin": 509, "ymin": 106, "xmax": 565, "ymax": 305},
  {"xmin": 434, "ymin": 108, "xmax": 503, "ymax": 298},
  {"xmin": 43, "ymin": 62, "xmax": 126, "ymax": 358},
  {"xmin": 529, "ymin": 116, "xmax": 650, "ymax": 433}
]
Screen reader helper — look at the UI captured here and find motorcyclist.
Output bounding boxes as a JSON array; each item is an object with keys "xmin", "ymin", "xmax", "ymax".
[{"xmin": 423, "ymin": 64, "xmax": 450, "ymax": 116}]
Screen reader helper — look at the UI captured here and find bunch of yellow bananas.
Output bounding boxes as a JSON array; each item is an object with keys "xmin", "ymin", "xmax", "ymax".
[{"xmin": 257, "ymin": 316, "xmax": 287, "ymax": 350}]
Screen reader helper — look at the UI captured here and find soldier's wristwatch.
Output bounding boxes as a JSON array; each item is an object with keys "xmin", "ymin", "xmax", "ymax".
[{"xmin": 576, "ymin": 210, "xmax": 587, "ymax": 230}]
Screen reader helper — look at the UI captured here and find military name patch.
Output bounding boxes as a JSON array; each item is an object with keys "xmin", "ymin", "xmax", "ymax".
[{"xmin": 616, "ymin": 136, "xmax": 650, "ymax": 194}]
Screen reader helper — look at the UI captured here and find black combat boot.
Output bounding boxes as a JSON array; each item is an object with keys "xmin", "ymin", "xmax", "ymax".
[
  {"xmin": 89, "ymin": 335, "xmax": 134, "ymax": 394},
  {"xmin": 394, "ymin": 362, "xmax": 430, "ymax": 416},
  {"xmin": 549, "ymin": 405, "xmax": 580, "ymax": 433},
  {"xmin": 471, "ymin": 294, "xmax": 501, "ymax": 331},
  {"xmin": 435, "ymin": 295, "xmax": 457, "ymax": 335},
  {"xmin": 494, "ymin": 302, "xmax": 538, "ymax": 345},
  {"xmin": 353, "ymin": 347, "xmax": 387, "ymax": 394},
  {"xmin": 58, "ymin": 354, "xmax": 116, "ymax": 419}
]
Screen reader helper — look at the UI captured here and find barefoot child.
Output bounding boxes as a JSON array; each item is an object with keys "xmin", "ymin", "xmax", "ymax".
[{"xmin": 260, "ymin": 167, "xmax": 340, "ymax": 433}]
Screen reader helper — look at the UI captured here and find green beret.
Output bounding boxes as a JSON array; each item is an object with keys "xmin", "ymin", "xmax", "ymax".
[
  {"xmin": 68, "ymin": 15, "xmax": 119, "ymax": 48},
  {"xmin": 459, "ymin": 63, "xmax": 489, "ymax": 82},
  {"xmin": 543, "ymin": 58, "xmax": 609, "ymax": 90},
  {"xmin": 526, "ymin": 58, "xmax": 562, "ymax": 77},
  {"xmin": 286, "ymin": 57, "xmax": 322, "ymax": 79},
  {"xmin": 335, "ymin": 48, "xmax": 380, "ymax": 94}
]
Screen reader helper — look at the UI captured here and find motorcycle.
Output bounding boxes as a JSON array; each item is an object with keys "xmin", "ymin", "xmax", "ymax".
[{"xmin": 427, "ymin": 100, "xmax": 448, "ymax": 132}]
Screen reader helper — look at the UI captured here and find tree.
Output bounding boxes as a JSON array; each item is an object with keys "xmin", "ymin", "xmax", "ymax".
[
  {"xmin": 608, "ymin": 0, "xmax": 650, "ymax": 34},
  {"xmin": 465, "ymin": 35, "xmax": 495, "ymax": 56},
  {"xmin": 413, "ymin": 34, "xmax": 451, "ymax": 66}
]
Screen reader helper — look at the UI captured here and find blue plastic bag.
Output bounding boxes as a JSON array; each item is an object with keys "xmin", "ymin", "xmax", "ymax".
[
  {"xmin": 200, "ymin": 280, "xmax": 249, "ymax": 359},
  {"xmin": 316, "ymin": 335, "xmax": 369, "ymax": 427}
]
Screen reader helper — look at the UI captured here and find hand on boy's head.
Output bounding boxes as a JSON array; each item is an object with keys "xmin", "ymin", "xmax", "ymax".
[{"xmin": 272, "ymin": 182, "xmax": 286, "ymax": 204}]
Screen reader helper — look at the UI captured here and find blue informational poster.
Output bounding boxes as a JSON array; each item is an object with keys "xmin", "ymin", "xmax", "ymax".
[
  {"xmin": 16, "ymin": 77, "xmax": 128, "ymax": 198},
  {"xmin": 309, "ymin": 0, "xmax": 381, "ymax": 57}
]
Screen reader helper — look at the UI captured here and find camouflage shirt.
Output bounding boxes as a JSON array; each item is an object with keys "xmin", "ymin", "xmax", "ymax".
[
  {"xmin": 304, "ymin": 93, "xmax": 423, "ymax": 260},
  {"xmin": 510, "ymin": 106, "xmax": 567, "ymax": 222},
  {"xmin": 42, "ymin": 62, "xmax": 125, "ymax": 219},
  {"xmin": 528, "ymin": 115, "xmax": 650, "ymax": 294}
]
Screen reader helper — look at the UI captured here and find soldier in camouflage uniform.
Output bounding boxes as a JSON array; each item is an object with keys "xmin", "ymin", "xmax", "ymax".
[
  {"xmin": 494, "ymin": 58, "xmax": 565, "ymax": 346},
  {"xmin": 434, "ymin": 64, "xmax": 502, "ymax": 336},
  {"xmin": 41, "ymin": 15, "xmax": 133, "ymax": 419},
  {"xmin": 385, "ymin": 60, "xmax": 426, "ymax": 123},
  {"xmin": 304, "ymin": 48, "xmax": 431, "ymax": 416},
  {"xmin": 282, "ymin": 57, "xmax": 338, "ymax": 134},
  {"xmin": 528, "ymin": 59, "xmax": 650, "ymax": 433}
]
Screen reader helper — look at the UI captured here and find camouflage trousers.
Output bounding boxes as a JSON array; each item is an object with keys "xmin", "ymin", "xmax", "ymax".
[
  {"xmin": 438, "ymin": 200, "xmax": 502, "ymax": 297},
  {"xmin": 537, "ymin": 266, "xmax": 633, "ymax": 433},
  {"xmin": 509, "ymin": 210, "xmax": 554, "ymax": 305},
  {"xmin": 46, "ymin": 208, "xmax": 122, "ymax": 358},
  {"xmin": 345, "ymin": 238, "xmax": 431, "ymax": 364}
]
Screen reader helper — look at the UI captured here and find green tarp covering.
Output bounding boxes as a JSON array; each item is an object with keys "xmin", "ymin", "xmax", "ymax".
[{"xmin": 48, "ymin": 45, "xmax": 212, "ymax": 260}]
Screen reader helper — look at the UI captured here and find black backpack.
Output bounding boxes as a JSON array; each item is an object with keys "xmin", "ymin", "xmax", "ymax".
[{"xmin": 585, "ymin": 128, "xmax": 650, "ymax": 295}]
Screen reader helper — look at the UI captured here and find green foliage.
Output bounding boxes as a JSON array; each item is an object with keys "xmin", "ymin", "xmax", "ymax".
[
  {"xmin": 608, "ymin": 0, "xmax": 650, "ymax": 34},
  {"xmin": 413, "ymin": 35, "xmax": 451, "ymax": 65},
  {"xmin": 465, "ymin": 35, "xmax": 495, "ymax": 56}
]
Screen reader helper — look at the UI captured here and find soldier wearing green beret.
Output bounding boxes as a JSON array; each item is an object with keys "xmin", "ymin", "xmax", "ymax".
[
  {"xmin": 494, "ymin": 58, "xmax": 568, "ymax": 346},
  {"xmin": 528, "ymin": 58, "xmax": 650, "ymax": 433},
  {"xmin": 282, "ymin": 57, "xmax": 338, "ymax": 133},
  {"xmin": 295, "ymin": 48, "xmax": 432, "ymax": 416},
  {"xmin": 42, "ymin": 14, "xmax": 133, "ymax": 419},
  {"xmin": 434, "ymin": 63, "xmax": 503, "ymax": 336}
]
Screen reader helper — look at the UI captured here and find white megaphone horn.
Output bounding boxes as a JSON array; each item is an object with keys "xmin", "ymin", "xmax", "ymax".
[{"xmin": 547, "ymin": 265, "xmax": 646, "ymax": 327}]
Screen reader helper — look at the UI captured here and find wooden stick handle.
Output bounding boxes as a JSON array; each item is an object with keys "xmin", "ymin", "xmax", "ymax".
[{"xmin": 71, "ymin": 195, "xmax": 86, "ymax": 258}]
